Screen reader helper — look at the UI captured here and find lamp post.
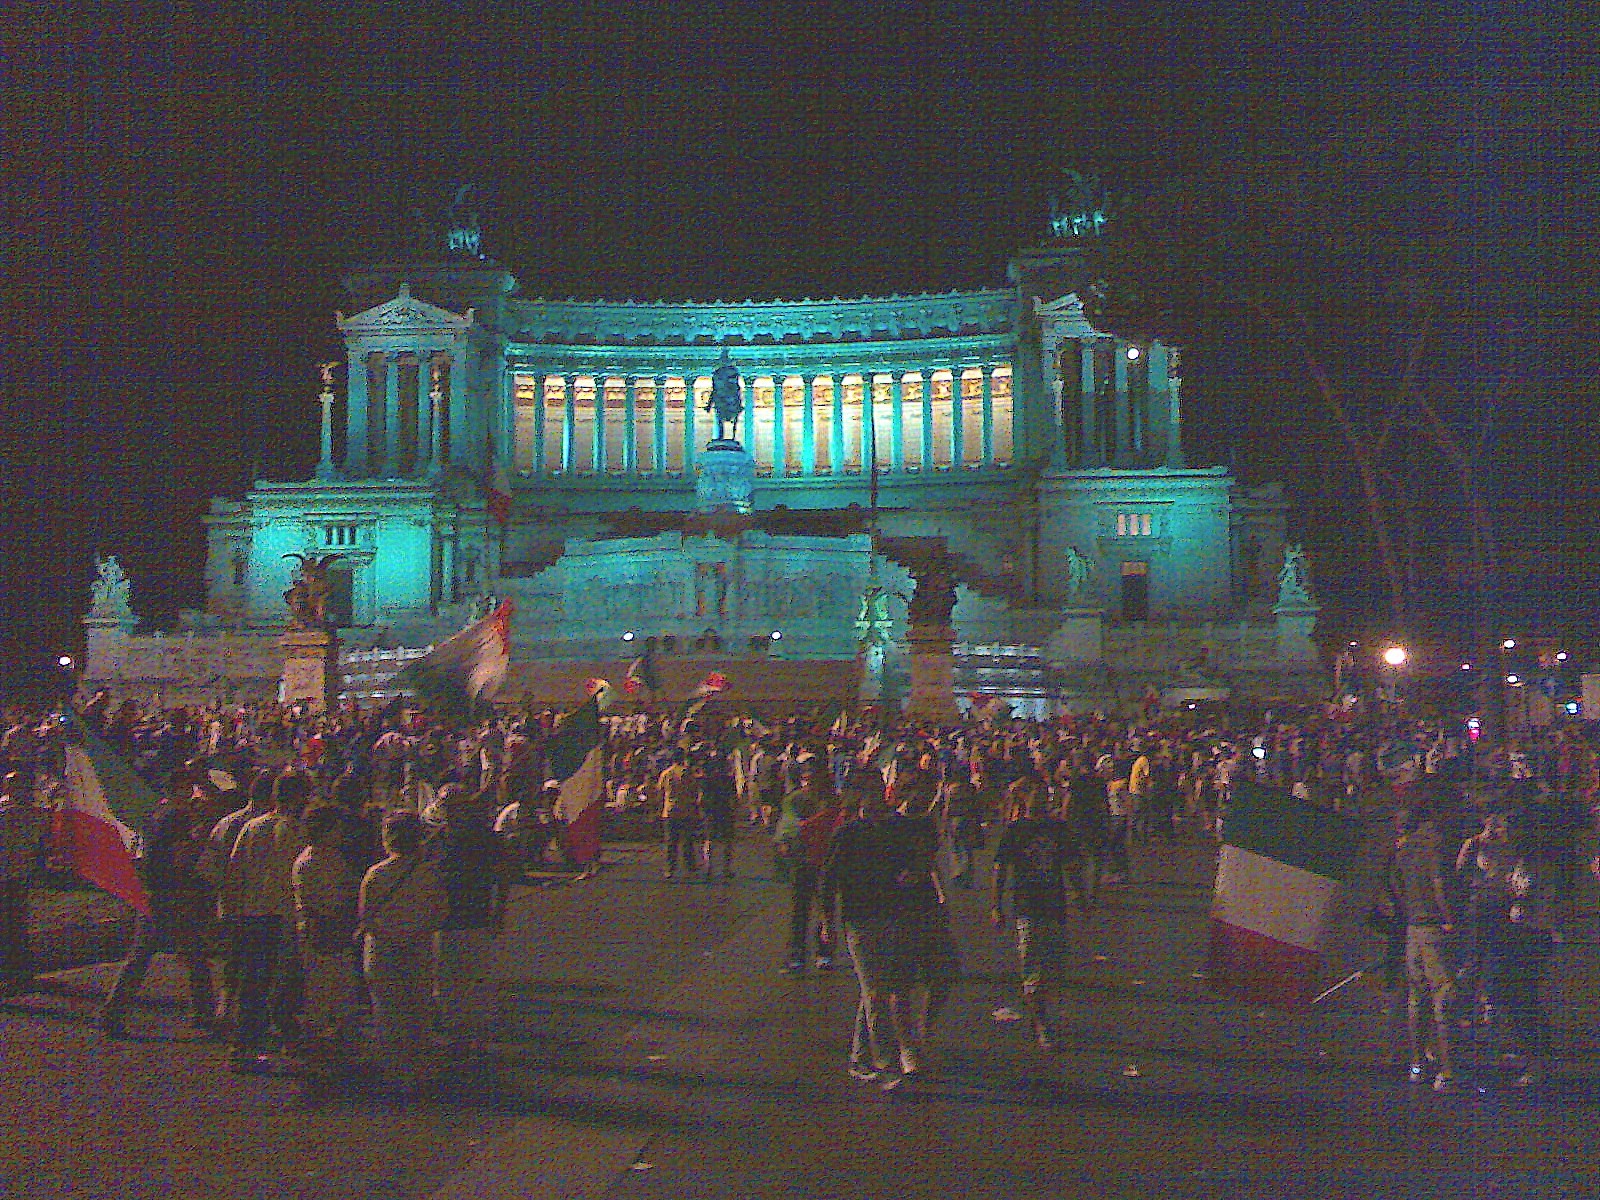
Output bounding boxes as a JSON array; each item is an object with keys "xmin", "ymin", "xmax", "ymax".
[{"xmin": 1381, "ymin": 644, "xmax": 1408, "ymax": 709}]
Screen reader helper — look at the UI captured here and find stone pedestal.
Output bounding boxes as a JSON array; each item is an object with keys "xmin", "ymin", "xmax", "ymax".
[
  {"xmin": 1273, "ymin": 604, "xmax": 1319, "ymax": 665},
  {"xmin": 695, "ymin": 440, "xmax": 755, "ymax": 514},
  {"xmin": 904, "ymin": 623, "xmax": 959, "ymax": 721},
  {"xmin": 1043, "ymin": 607, "xmax": 1105, "ymax": 665},
  {"xmin": 279, "ymin": 628, "xmax": 340, "ymax": 712}
]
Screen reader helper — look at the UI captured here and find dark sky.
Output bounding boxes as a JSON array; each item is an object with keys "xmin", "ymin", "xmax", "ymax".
[{"xmin": 2, "ymin": 1, "xmax": 1592, "ymax": 683}]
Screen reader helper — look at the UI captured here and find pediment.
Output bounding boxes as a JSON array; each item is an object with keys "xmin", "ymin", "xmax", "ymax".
[
  {"xmin": 1032, "ymin": 293, "xmax": 1101, "ymax": 338},
  {"xmin": 337, "ymin": 283, "xmax": 474, "ymax": 336}
]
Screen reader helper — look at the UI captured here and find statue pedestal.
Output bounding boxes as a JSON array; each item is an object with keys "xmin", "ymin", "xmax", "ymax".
[
  {"xmin": 1044, "ymin": 608, "xmax": 1105, "ymax": 666},
  {"xmin": 1273, "ymin": 604, "xmax": 1319, "ymax": 665},
  {"xmin": 904, "ymin": 623, "xmax": 959, "ymax": 721},
  {"xmin": 279, "ymin": 628, "xmax": 340, "ymax": 712},
  {"xmin": 696, "ymin": 440, "xmax": 755, "ymax": 514}
]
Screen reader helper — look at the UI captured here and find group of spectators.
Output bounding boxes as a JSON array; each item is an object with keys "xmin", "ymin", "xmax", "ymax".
[{"xmin": 0, "ymin": 688, "xmax": 1595, "ymax": 1094}]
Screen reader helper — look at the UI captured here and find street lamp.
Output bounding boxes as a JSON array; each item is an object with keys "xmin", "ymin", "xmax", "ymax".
[
  {"xmin": 1502, "ymin": 638, "xmax": 1517, "ymax": 651},
  {"xmin": 1380, "ymin": 645, "xmax": 1408, "ymax": 707}
]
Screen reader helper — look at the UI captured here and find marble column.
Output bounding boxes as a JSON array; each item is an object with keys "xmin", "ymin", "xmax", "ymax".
[
  {"xmin": 890, "ymin": 373, "xmax": 905, "ymax": 473},
  {"xmin": 428, "ymin": 369, "xmax": 446, "ymax": 477},
  {"xmin": 800, "ymin": 374, "xmax": 815, "ymax": 476},
  {"xmin": 771, "ymin": 374, "xmax": 787, "ymax": 478},
  {"xmin": 416, "ymin": 353, "xmax": 434, "ymax": 478},
  {"xmin": 316, "ymin": 384, "xmax": 336, "ymax": 480},
  {"xmin": 384, "ymin": 352, "xmax": 402, "ymax": 476},
  {"xmin": 919, "ymin": 371, "xmax": 934, "ymax": 471},
  {"xmin": 345, "ymin": 349, "xmax": 369, "ymax": 476},
  {"xmin": 830, "ymin": 374, "xmax": 846, "ymax": 475},
  {"xmin": 653, "ymin": 376, "xmax": 668, "ymax": 475},
  {"xmin": 500, "ymin": 366, "xmax": 515, "ymax": 473},
  {"xmin": 682, "ymin": 376, "xmax": 696, "ymax": 476},
  {"xmin": 1113, "ymin": 342, "xmax": 1131, "ymax": 466},
  {"xmin": 1079, "ymin": 339, "xmax": 1099, "ymax": 467},
  {"xmin": 449, "ymin": 349, "xmax": 468, "ymax": 469},
  {"xmin": 979, "ymin": 365, "xmax": 994, "ymax": 467},
  {"xmin": 623, "ymin": 375, "xmax": 638, "ymax": 475},
  {"xmin": 592, "ymin": 376, "xmax": 607, "ymax": 476},
  {"xmin": 949, "ymin": 368, "xmax": 965, "ymax": 470},
  {"xmin": 562, "ymin": 375, "xmax": 577, "ymax": 474},
  {"xmin": 531, "ymin": 373, "xmax": 547, "ymax": 476}
]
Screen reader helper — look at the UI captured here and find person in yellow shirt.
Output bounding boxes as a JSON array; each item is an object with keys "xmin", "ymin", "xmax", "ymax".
[{"xmin": 657, "ymin": 751, "xmax": 700, "ymax": 879}]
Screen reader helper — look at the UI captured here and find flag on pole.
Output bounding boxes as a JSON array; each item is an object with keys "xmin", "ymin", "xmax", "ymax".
[
  {"xmin": 57, "ymin": 715, "xmax": 156, "ymax": 915},
  {"xmin": 624, "ymin": 644, "xmax": 660, "ymax": 696},
  {"xmin": 675, "ymin": 671, "xmax": 728, "ymax": 728},
  {"xmin": 487, "ymin": 459, "xmax": 513, "ymax": 526},
  {"xmin": 550, "ymin": 683, "xmax": 612, "ymax": 866},
  {"xmin": 1206, "ymin": 781, "xmax": 1362, "ymax": 1010},
  {"xmin": 388, "ymin": 599, "xmax": 513, "ymax": 716}
]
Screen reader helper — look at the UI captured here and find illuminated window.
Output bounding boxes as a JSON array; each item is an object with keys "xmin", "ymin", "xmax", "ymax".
[
  {"xmin": 321, "ymin": 524, "xmax": 359, "ymax": 548},
  {"xmin": 902, "ymin": 373, "xmax": 926, "ymax": 470},
  {"xmin": 1116, "ymin": 513, "xmax": 1153, "ymax": 537}
]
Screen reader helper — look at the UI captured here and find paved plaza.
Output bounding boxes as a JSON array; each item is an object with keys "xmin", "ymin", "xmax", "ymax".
[{"xmin": 5, "ymin": 825, "xmax": 1599, "ymax": 1200}]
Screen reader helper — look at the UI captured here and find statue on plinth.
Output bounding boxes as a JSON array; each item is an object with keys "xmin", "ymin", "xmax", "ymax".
[
  {"xmin": 282, "ymin": 554, "xmax": 343, "ymax": 631},
  {"xmin": 444, "ymin": 184, "xmax": 484, "ymax": 259},
  {"xmin": 704, "ymin": 349, "xmax": 744, "ymax": 444},
  {"xmin": 1048, "ymin": 170, "xmax": 1110, "ymax": 239},
  {"xmin": 1275, "ymin": 543, "xmax": 1316, "ymax": 610},
  {"xmin": 89, "ymin": 555, "xmax": 135, "ymax": 623},
  {"xmin": 854, "ymin": 584, "xmax": 895, "ymax": 646},
  {"xmin": 1064, "ymin": 545, "xmax": 1097, "ymax": 606}
]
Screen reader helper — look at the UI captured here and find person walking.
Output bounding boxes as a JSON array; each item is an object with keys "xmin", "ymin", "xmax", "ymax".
[
  {"xmin": 359, "ymin": 810, "xmax": 448, "ymax": 1094},
  {"xmin": 778, "ymin": 762, "xmax": 847, "ymax": 973},
  {"xmin": 698, "ymin": 746, "xmax": 738, "ymax": 882},
  {"xmin": 658, "ymin": 751, "xmax": 698, "ymax": 879},
  {"xmin": 98, "ymin": 776, "xmax": 219, "ymax": 1037},
  {"xmin": 1388, "ymin": 807, "xmax": 1458, "ymax": 1093},
  {"xmin": 991, "ymin": 785, "xmax": 1079, "ymax": 1051}
]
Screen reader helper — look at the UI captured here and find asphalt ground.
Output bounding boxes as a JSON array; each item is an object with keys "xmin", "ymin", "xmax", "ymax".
[{"xmin": 4, "ymin": 821, "xmax": 1600, "ymax": 1200}]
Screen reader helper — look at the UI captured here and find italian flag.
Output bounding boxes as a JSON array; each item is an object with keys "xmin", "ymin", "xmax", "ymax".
[
  {"xmin": 389, "ymin": 598, "xmax": 513, "ymax": 716},
  {"xmin": 57, "ymin": 715, "xmax": 156, "ymax": 915},
  {"xmin": 1206, "ymin": 781, "xmax": 1361, "ymax": 1010},
  {"xmin": 549, "ymin": 683, "xmax": 611, "ymax": 867}
]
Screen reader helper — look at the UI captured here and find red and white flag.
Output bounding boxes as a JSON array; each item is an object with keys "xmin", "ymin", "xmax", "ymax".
[
  {"xmin": 57, "ymin": 715, "xmax": 156, "ymax": 915},
  {"xmin": 550, "ymin": 683, "xmax": 614, "ymax": 867},
  {"xmin": 1206, "ymin": 781, "xmax": 1361, "ymax": 1010}
]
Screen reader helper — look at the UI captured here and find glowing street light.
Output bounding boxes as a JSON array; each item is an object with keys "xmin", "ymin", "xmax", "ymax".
[
  {"xmin": 1502, "ymin": 638, "xmax": 1517, "ymax": 651},
  {"xmin": 1126, "ymin": 346, "xmax": 1142, "ymax": 360},
  {"xmin": 1556, "ymin": 650, "xmax": 1569, "ymax": 663},
  {"xmin": 1461, "ymin": 663, "xmax": 1472, "ymax": 671},
  {"xmin": 1381, "ymin": 646, "xmax": 1408, "ymax": 668},
  {"xmin": 57, "ymin": 654, "xmax": 76, "ymax": 670},
  {"xmin": 621, "ymin": 630, "xmax": 636, "ymax": 642},
  {"xmin": 1506, "ymin": 674, "xmax": 1520, "ymax": 685}
]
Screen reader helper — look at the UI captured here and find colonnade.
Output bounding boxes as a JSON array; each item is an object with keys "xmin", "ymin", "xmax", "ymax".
[
  {"xmin": 508, "ymin": 363, "xmax": 1014, "ymax": 479},
  {"xmin": 343, "ymin": 347, "xmax": 467, "ymax": 478}
]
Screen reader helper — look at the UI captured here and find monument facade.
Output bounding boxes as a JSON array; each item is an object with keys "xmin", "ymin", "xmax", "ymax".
[{"xmin": 84, "ymin": 208, "xmax": 1322, "ymax": 711}]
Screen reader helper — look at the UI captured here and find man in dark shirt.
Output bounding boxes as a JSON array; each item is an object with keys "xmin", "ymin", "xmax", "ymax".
[
  {"xmin": 992, "ymin": 786, "xmax": 1078, "ymax": 1051},
  {"xmin": 1387, "ymin": 806, "xmax": 1457, "ymax": 1092},
  {"xmin": 819, "ymin": 765, "xmax": 938, "ymax": 1086}
]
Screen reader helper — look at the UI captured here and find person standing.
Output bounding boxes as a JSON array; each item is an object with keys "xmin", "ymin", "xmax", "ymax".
[
  {"xmin": 432, "ymin": 786, "xmax": 513, "ymax": 1062},
  {"xmin": 291, "ymin": 805, "xmax": 361, "ymax": 1068},
  {"xmin": 98, "ymin": 776, "xmax": 218, "ymax": 1037},
  {"xmin": 0, "ymin": 772, "xmax": 47, "ymax": 995},
  {"xmin": 657, "ymin": 751, "xmax": 698, "ymax": 880},
  {"xmin": 219, "ymin": 772, "xmax": 310, "ymax": 1072},
  {"xmin": 1061, "ymin": 751, "xmax": 1109, "ymax": 911},
  {"xmin": 698, "ymin": 747, "xmax": 738, "ymax": 882},
  {"xmin": 1498, "ymin": 822, "xmax": 1561, "ymax": 1088},
  {"xmin": 359, "ymin": 811, "xmax": 448, "ymax": 1093},
  {"xmin": 992, "ymin": 786, "xmax": 1078, "ymax": 1051},
  {"xmin": 1389, "ymin": 807, "xmax": 1458, "ymax": 1093},
  {"xmin": 779, "ymin": 763, "xmax": 846, "ymax": 973}
]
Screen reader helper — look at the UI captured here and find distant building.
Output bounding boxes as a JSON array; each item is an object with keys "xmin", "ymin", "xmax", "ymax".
[{"xmin": 88, "ymin": 221, "xmax": 1322, "ymax": 712}]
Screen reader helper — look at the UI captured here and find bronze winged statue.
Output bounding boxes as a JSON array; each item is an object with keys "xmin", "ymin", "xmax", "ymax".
[{"xmin": 282, "ymin": 553, "xmax": 342, "ymax": 630}]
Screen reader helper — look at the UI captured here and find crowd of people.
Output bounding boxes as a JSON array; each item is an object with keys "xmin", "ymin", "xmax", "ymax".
[{"xmin": 0, "ymin": 688, "xmax": 1596, "ymax": 1096}]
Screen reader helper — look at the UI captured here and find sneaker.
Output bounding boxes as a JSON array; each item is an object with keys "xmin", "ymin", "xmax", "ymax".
[
  {"xmin": 1035, "ymin": 1028, "xmax": 1058, "ymax": 1053},
  {"xmin": 899, "ymin": 1046, "xmax": 921, "ymax": 1076},
  {"xmin": 1407, "ymin": 1062, "xmax": 1427, "ymax": 1083},
  {"xmin": 1432, "ymin": 1071, "xmax": 1456, "ymax": 1093},
  {"xmin": 783, "ymin": 958, "xmax": 804, "ymax": 974},
  {"xmin": 814, "ymin": 955, "xmax": 833, "ymax": 972},
  {"xmin": 847, "ymin": 1062, "xmax": 880, "ymax": 1083},
  {"xmin": 877, "ymin": 1070, "xmax": 904, "ymax": 1093}
]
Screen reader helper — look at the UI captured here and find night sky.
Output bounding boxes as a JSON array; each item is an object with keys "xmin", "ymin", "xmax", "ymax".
[{"xmin": 3, "ymin": 2, "xmax": 1592, "ymax": 686}]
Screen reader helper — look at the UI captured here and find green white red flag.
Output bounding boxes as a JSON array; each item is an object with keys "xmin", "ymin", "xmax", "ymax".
[
  {"xmin": 389, "ymin": 599, "xmax": 513, "ymax": 715},
  {"xmin": 57, "ymin": 714, "xmax": 157, "ymax": 914},
  {"xmin": 1206, "ymin": 780, "xmax": 1361, "ymax": 1010},
  {"xmin": 549, "ymin": 684, "xmax": 611, "ymax": 866}
]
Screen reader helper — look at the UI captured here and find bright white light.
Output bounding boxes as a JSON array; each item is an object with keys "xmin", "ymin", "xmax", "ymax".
[
  {"xmin": 1502, "ymin": 638, "xmax": 1517, "ymax": 650},
  {"xmin": 1566, "ymin": 702, "xmax": 1581, "ymax": 715},
  {"xmin": 621, "ymin": 631, "xmax": 635, "ymax": 642},
  {"xmin": 1126, "ymin": 346, "xmax": 1141, "ymax": 360},
  {"xmin": 1382, "ymin": 646, "xmax": 1408, "ymax": 667},
  {"xmin": 770, "ymin": 630, "xmax": 783, "ymax": 641},
  {"xmin": 1557, "ymin": 651, "xmax": 1569, "ymax": 662},
  {"xmin": 57, "ymin": 655, "xmax": 75, "ymax": 669},
  {"xmin": 1506, "ymin": 674, "xmax": 1520, "ymax": 685},
  {"xmin": 1461, "ymin": 663, "xmax": 1472, "ymax": 671}
]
